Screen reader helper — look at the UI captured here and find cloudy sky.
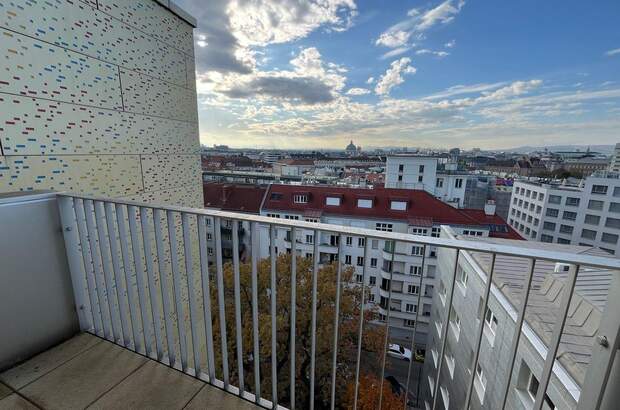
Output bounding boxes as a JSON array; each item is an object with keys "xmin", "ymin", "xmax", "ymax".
[{"xmin": 176, "ymin": 0, "xmax": 620, "ymax": 150}]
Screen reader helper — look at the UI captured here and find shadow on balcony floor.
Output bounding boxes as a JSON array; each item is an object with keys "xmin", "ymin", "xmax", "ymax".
[{"xmin": 0, "ymin": 333, "xmax": 259, "ymax": 410}]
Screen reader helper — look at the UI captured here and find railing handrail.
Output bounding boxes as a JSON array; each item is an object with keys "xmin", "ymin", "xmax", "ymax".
[{"xmin": 57, "ymin": 192, "xmax": 620, "ymax": 270}]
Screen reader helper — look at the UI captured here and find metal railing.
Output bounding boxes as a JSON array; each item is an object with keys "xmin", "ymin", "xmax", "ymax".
[{"xmin": 56, "ymin": 193, "xmax": 620, "ymax": 410}]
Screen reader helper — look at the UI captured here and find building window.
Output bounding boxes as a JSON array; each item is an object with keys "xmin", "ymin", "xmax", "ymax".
[
  {"xmin": 267, "ymin": 213, "xmax": 281, "ymax": 218},
  {"xmin": 398, "ymin": 174, "xmax": 403, "ymax": 182},
  {"xmin": 411, "ymin": 228, "xmax": 428, "ymax": 235},
  {"xmin": 412, "ymin": 246, "xmax": 424, "ymax": 256},
  {"xmin": 404, "ymin": 319, "xmax": 415, "ymax": 327},
  {"xmin": 407, "ymin": 284, "xmax": 419, "ymax": 295},
  {"xmin": 606, "ymin": 217, "xmax": 620, "ymax": 229},
  {"xmin": 345, "ymin": 255, "xmax": 352, "ymax": 264},
  {"xmin": 602, "ymin": 233, "xmax": 619, "ymax": 244},
  {"xmin": 346, "ymin": 236, "xmax": 353, "ymax": 246},
  {"xmin": 539, "ymin": 193, "xmax": 545, "ymax": 200},
  {"xmin": 548, "ymin": 195, "xmax": 561, "ymax": 204},
  {"xmin": 588, "ymin": 199, "xmax": 604, "ymax": 210},
  {"xmin": 306, "ymin": 234, "xmax": 313, "ymax": 244},
  {"xmin": 371, "ymin": 239, "xmax": 379, "ymax": 249},
  {"xmin": 559, "ymin": 224, "xmax": 574, "ymax": 234},
  {"xmin": 369, "ymin": 258, "xmax": 377, "ymax": 268},
  {"xmin": 398, "ymin": 164, "xmax": 404, "ymax": 172},
  {"xmin": 436, "ymin": 178, "xmax": 444, "ymax": 188},
  {"xmin": 284, "ymin": 215, "xmax": 299, "ymax": 220},
  {"xmin": 270, "ymin": 192, "xmax": 283, "ymax": 200},
  {"xmin": 207, "ymin": 233, "xmax": 213, "ymax": 241},
  {"xmin": 584, "ymin": 214, "xmax": 600, "ymax": 225},
  {"xmin": 405, "ymin": 303, "xmax": 416, "ymax": 313},
  {"xmin": 390, "ymin": 200, "xmax": 407, "ymax": 211},
  {"xmin": 419, "ymin": 165, "xmax": 425, "ymax": 173},
  {"xmin": 207, "ymin": 247, "xmax": 214, "ymax": 256},
  {"xmin": 326, "ymin": 196, "xmax": 341, "ymax": 206},
  {"xmin": 410, "ymin": 265, "xmax": 422, "ymax": 275},
  {"xmin": 484, "ymin": 307, "xmax": 498, "ymax": 345},
  {"xmin": 581, "ymin": 229, "xmax": 597, "ymax": 240},
  {"xmin": 557, "ymin": 237, "xmax": 570, "ymax": 244},
  {"xmin": 449, "ymin": 307, "xmax": 461, "ymax": 340},
  {"xmin": 565, "ymin": 197, "xmax": 580, "ymax": 206},
  {"xmin": 368, "ymin": 293, "xmax": 375, "ymax": 302},
  {"xmin": 369, "ymin": 276, "xmax": 376, "ymax": 285},
  {"xmin": 358, "ymin": 237, "xmax": 366, "ymax": 247},
  {"xmin": 610, "ymin": 202, "xmax": 620, "ymax": 213},
  {"xmin": 457, "ymin": 267, "xmax": 468, "ymax": 289},
  {"xmin": 455, "ymin": 178, "xmax": 463, "ymax": 188},
  {"xmin": 355, "ymin": 274, "xmax": 363, "ymax": 283},
  {"xmin": 376, "ymin": 223, "xmax": 393, "ymax": 232},
  {"xmin": 562, "ymin": 211, "xmax": 577, "ymax": 221},
  {"xmin": 546, "ymin": 208, "xmax": 559, "ymax": 217},
  {"xmin": 474, "ymin": 363, "xmax": 487, "ymax": 403},
  {"xmin": 305, "ymin": 217, "xmax": 319, "ymax": 223},
  {"xmin": 592, "ymin": 184, "xmax": 608, "ymax": 195},
  {"xmin": 357, "ymin": 198, "xmax": 373, "ymax": 208},
  {"xmin": 357, "ymin": 256, "xmax": 364, "ymax": 266},
  {"xmin": 293, "ymin": 194, "xmax": 308, "ymax": 204},
  {"xmin": 418, "ymin": 175, "xmax": 423, "ymax": 182}
]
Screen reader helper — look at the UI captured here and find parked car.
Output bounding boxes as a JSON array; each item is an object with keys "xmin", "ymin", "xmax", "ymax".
[{"xmin": 387, "ymin": 343, "xmax": 412, "ymax": 361}]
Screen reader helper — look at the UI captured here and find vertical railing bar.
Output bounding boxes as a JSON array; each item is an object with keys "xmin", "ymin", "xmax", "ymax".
[
  {"xmin": 84, "ymin": 199, "xmax": 113, "ymax": 341},
  {"xmin": 269, "ymin": 225, "xmax": 278, "ymax": 408},
  {"xmin": 214, "ymin": 217, "xmax": 230, "ymax": 387},
  {"xmin": 94, "ymin": 201, "xmax": 122, "ymax": 344},
  {"xmin": 499, "ymin": 257, "xmax": 537, "ymax": 409},
  {"xmin": 182, "ymin": 212, "xmax": 202, "ymax": 375},
  {"xmin": 533, "ymin": 264, "xmax": 580, "ymax": 410},
  {"xmin": 404, "ymin": 243, "xmax": 428, "ymax": 409},
  {"xmin": 232, "ymin": 220, "xmax": 245, "ymax": 394},
  {"xmin": 290, "ymin": 226, "xmax": 297, "ymax": 410},
  {"xmin": 58, "ymin": 196, "xmax": 92, "ymax": 331},
  {"xmin": 104, "ymin": 202, "xmax": 132, "ymax": 347},
  {"xmin": 115, "ymin": 204, "xmax": 142, "ymax": 352},
  {"xmin": 329, "ymin": 233, "xmax": 344, "ymax": 410},
  {"xmin": 251, "ymin": 221, "xmax": 261, "ymax": 403},
  {"xmin": 141, "ymin": 207, "xmax": 164, "ymax": 360},
  {"xmin": 463, "ymin": 252, "xmax": 497, "ymax": 409},
  {"xmin": 378, "ymin": 239, "xmax": 396, "ymax": 410},
  {"xmin": 352, "ymin": 238, "xmax": 369, "ymax": 410},
  {"xmin": 197, "ymin": 215, "xmax": 216, "ymax": 381},
  {"xmin": 167, "ymin": 210, "xmax": 189, "ymax": 371},
  {"xmin": 432, "ymin": 248, "xmax": 460, "ymax": 410},
  {"xmin": 309, "ymin": 228, "xmax": 320, "ymax": 410},
  {"xmin": 74, "ymin": 198, "xmax": 103, "ymax": 335},
  {"xmin": 153, "ymin": 208, "xmax": 177, "ymax": 367},
  {"xmin": 127, "ymin": 205, "xmax": 154, "ymax": 357}
]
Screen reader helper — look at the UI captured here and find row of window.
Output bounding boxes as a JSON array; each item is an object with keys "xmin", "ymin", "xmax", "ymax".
[{"xmin": 514, "ymin": 186, "xmax": 545, "ymax": 201}]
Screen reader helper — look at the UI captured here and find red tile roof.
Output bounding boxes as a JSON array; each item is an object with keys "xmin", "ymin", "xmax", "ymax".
[
  {"xmin": 203, "ymin": 183, "xmax": 267, "ymax": 214},
  {"xmin": 263, "ymin": 184, "xmax": 522, "ymax": 239}
]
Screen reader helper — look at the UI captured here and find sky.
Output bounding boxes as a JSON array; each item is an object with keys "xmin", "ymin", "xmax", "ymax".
[{"xmin": 176, "ymin": 0, "xmax": 620, "ymax": 150}]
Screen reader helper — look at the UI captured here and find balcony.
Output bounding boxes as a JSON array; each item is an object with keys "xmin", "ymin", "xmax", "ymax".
[{"xmin": 1, "ymin": 192, "xmax": 620, "ymax": 410}]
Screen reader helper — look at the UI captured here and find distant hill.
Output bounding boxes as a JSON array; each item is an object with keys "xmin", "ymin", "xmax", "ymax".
[{"xmin": 505, "ymin": 144, "xmax": 615, "ymax": 155}]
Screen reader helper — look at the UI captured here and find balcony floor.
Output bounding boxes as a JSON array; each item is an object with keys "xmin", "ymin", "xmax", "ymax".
[{"xmin": 0, "ymin": 333, "xmax": 259, "ymax": 410}]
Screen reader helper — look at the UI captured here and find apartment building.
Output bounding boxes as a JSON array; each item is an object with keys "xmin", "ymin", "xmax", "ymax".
[
  {"xmin": 0, "ymin": 0, "xmax": 202, "ymax": 207},
  {"xmin": 259, "ymin": 184, "xmax": 520, "ymax": 344},
  {"xmin": 422, "ymin": 227, "xmax": 613, "ymax": 410},
  {"xmin": 385, "ymin": 155, "xmax": 471, "ymax": 208},
  {"xmin": 509, "ymin": 172, "xmax": 620, "ymax": 255},
  {"xmin": 609, "ymin": 143, "xmax": 620, "ymax": 172}
]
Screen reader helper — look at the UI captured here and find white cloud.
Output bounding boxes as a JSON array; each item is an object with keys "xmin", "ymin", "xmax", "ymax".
[
  {"xmin": 605, "ymin": 48, "xmax": 620, "ymax": 56},
  {"xmin": 376, "ymin": 0, "xmax": 465, "ymax": 50},
  {"xmin": 346, "ymin": 87, "xmax": 371, "ymax": 95},
  {"xmin": 380, "ymin": 46, "xmax": 411, "ymax": 59},
  {"xmin": 423, "ymin": 82, "xmax": 508, "ymax": 100},
  {"xmin": 415, "ymin": 49, "xmax": 449, "ymax": 57},
  {"xmin": 444, "ymin": 39, "xmax": 456, "ymax": 48},
  {"xmin": 366, "ymin": 77, "xmax": 375, "ymax": 84},
  {"xmin": 375, "ymin": 57, "xmax": 417, "ymax": 96}
]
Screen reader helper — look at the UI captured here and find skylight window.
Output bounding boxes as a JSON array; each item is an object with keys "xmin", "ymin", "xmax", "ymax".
[
  {"xmin": 326, "ymin": 196, "xmax": 341, "ymax": 206},
  {"xmin": 391, "ymin": 200, "xmax": 407, "ymax": 210},
  {"xmin": 357, "ymin": 198, "xmax": 372, "ymax": 208}
]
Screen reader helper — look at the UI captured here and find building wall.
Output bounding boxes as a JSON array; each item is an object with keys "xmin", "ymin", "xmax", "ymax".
[
  {"xmin": 0, "ymin": 0, "xmax": 202, "ymax": 208},
  {"xmin": 385, "ymin": 156, "xmax": 438, "ymax": 191}
]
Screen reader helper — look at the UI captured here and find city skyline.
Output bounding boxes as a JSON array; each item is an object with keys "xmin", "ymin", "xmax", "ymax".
[{"xmin": 178, "ymin": 0, "xmax": 620, "ymax": 150}]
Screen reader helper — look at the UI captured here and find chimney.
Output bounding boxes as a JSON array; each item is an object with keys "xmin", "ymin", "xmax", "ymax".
[{"xmin": 484, "ymin": 200, "xmax": 496, "ymax": 216}]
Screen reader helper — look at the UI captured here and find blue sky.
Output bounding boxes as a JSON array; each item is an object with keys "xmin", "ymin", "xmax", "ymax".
[{"xmin": 177, "ymin": 0, "xmax": 620, "ymax": 150}]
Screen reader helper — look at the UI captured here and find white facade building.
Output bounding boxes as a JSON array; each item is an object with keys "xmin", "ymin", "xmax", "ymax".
[
  {"xmin": 385, "ymin": 155, "xmax": 471, "ymax": 208},
  {"xmin": 509, "ymin": 172, "xmax": 620, "ymax": 255}
]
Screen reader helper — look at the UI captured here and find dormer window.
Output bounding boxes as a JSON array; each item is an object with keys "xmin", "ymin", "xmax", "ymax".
[
  {"xmin": 293, "ymin": 194, "xmax": 308, "ymax": 204},
  {"xmin": 271, "ymin": 192, "xmax": 283, "ymax": 200},
  {"xmin": 390, "ymin": 200, "xmax": 407, "ymax": 211},
  {"xmin": 326, "ymin": 196, "xmax": 341, "ymax": 206},
  {"xmin": 357, "ymin": 199, "xmax": 373, "ymax": 208}
]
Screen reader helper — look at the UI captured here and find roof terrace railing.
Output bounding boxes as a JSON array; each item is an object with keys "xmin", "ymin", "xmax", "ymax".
[{"xmin": 55, "ymin": 192, "xmax": 620, "ymax": 410}]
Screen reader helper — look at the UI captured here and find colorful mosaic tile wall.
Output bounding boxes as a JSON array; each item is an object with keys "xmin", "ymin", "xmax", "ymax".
[{"xmin": 0, "ymin": 0, "xmax": 202, "ymax": 207}]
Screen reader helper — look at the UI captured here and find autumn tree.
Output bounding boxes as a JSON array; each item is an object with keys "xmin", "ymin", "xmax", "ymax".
[
  {"xmin": 207, "ymin": 253, "xmax": 398, "ymax": 409},
  {"xmin": 344, "ymin": 373, "xmax": 405, "ymax": 410}
]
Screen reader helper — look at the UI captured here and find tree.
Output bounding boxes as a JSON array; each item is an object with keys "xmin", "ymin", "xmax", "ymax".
[
  {"xmin": 344, "ymin": 373, "xmax": 405, "ymax": 410},
  {"xmin": 207, "ymin": 253, "xmax": 394, "ymax": 409}
]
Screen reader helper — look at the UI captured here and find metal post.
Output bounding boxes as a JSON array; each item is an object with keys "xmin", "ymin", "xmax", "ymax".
[
  {"xmin": 182, "ymin": 212, "xmax": 202, "ymax": 375},
  {"xmin": 309, "ymin": 229, "xmax": 320, "ymax": 410},
  {"xmin": 167, "ymin": 210, "xmax": 188, "ymax": 371},
  {"xmin": 270, "ymin": 224, "xmax": 278, "ymax": 408},
  {"xmin": 197, "ymin": 215, "xmax": 216, "ymax": 381},
  {"xmin": 232, "ymin": 220, "xmax": 245, "ymax": 394},
  {"xmin": 378, "ymin": 239, "xmax": 397, "ymax": 410},
  {"xmin": 329, "ymin": 233, "xmax": 344, "ymax": 410},
  {"xmin": 290, "ymin": 226, "xmax": 297, "ymax": 410},
  {"xmin": 251, "ymin": 221, "xmax": 261, "ymax": 403},
  {"xmin": 352, "ymin": 238, "xmax": 369, "ymax": 410},
  {"xmin": 141, "ymin": 207, "xmax": 164, "ymax": 359},
  {"xmin": 214, "ymin": 217, "xmax": 230, "ymax": 387}
]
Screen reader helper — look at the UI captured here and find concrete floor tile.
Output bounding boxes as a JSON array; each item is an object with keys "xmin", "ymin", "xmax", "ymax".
[
  {"xmin": 0, "ymin": 333, "xmax": 101, "ymax": 390},
  {"xmin": 20, "ymin": 341, "xmax": 146, "ymax": 410},
  {"xmin": 0, "ymin": 384, "xmax": 11, "ymax": 401},
  {"xmin": 0, "ymin": 394, "xmax": 38, "ymax": 410},
  {"xmin": 184, "ymin": 384, "xmax": 260, "ymax": 410},
  {"xmin": 88, "ymin": 360, "xmax": 203, "ymax": 410}
]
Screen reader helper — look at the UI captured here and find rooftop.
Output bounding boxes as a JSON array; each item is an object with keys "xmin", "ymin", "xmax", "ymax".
[
  {"xmin": 0, "ymin": 333, "xmax": 257, "ymax": 410},
  {"xmin": 203, "ymin": 182, "xmax": 266, "ymax": 213}
]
